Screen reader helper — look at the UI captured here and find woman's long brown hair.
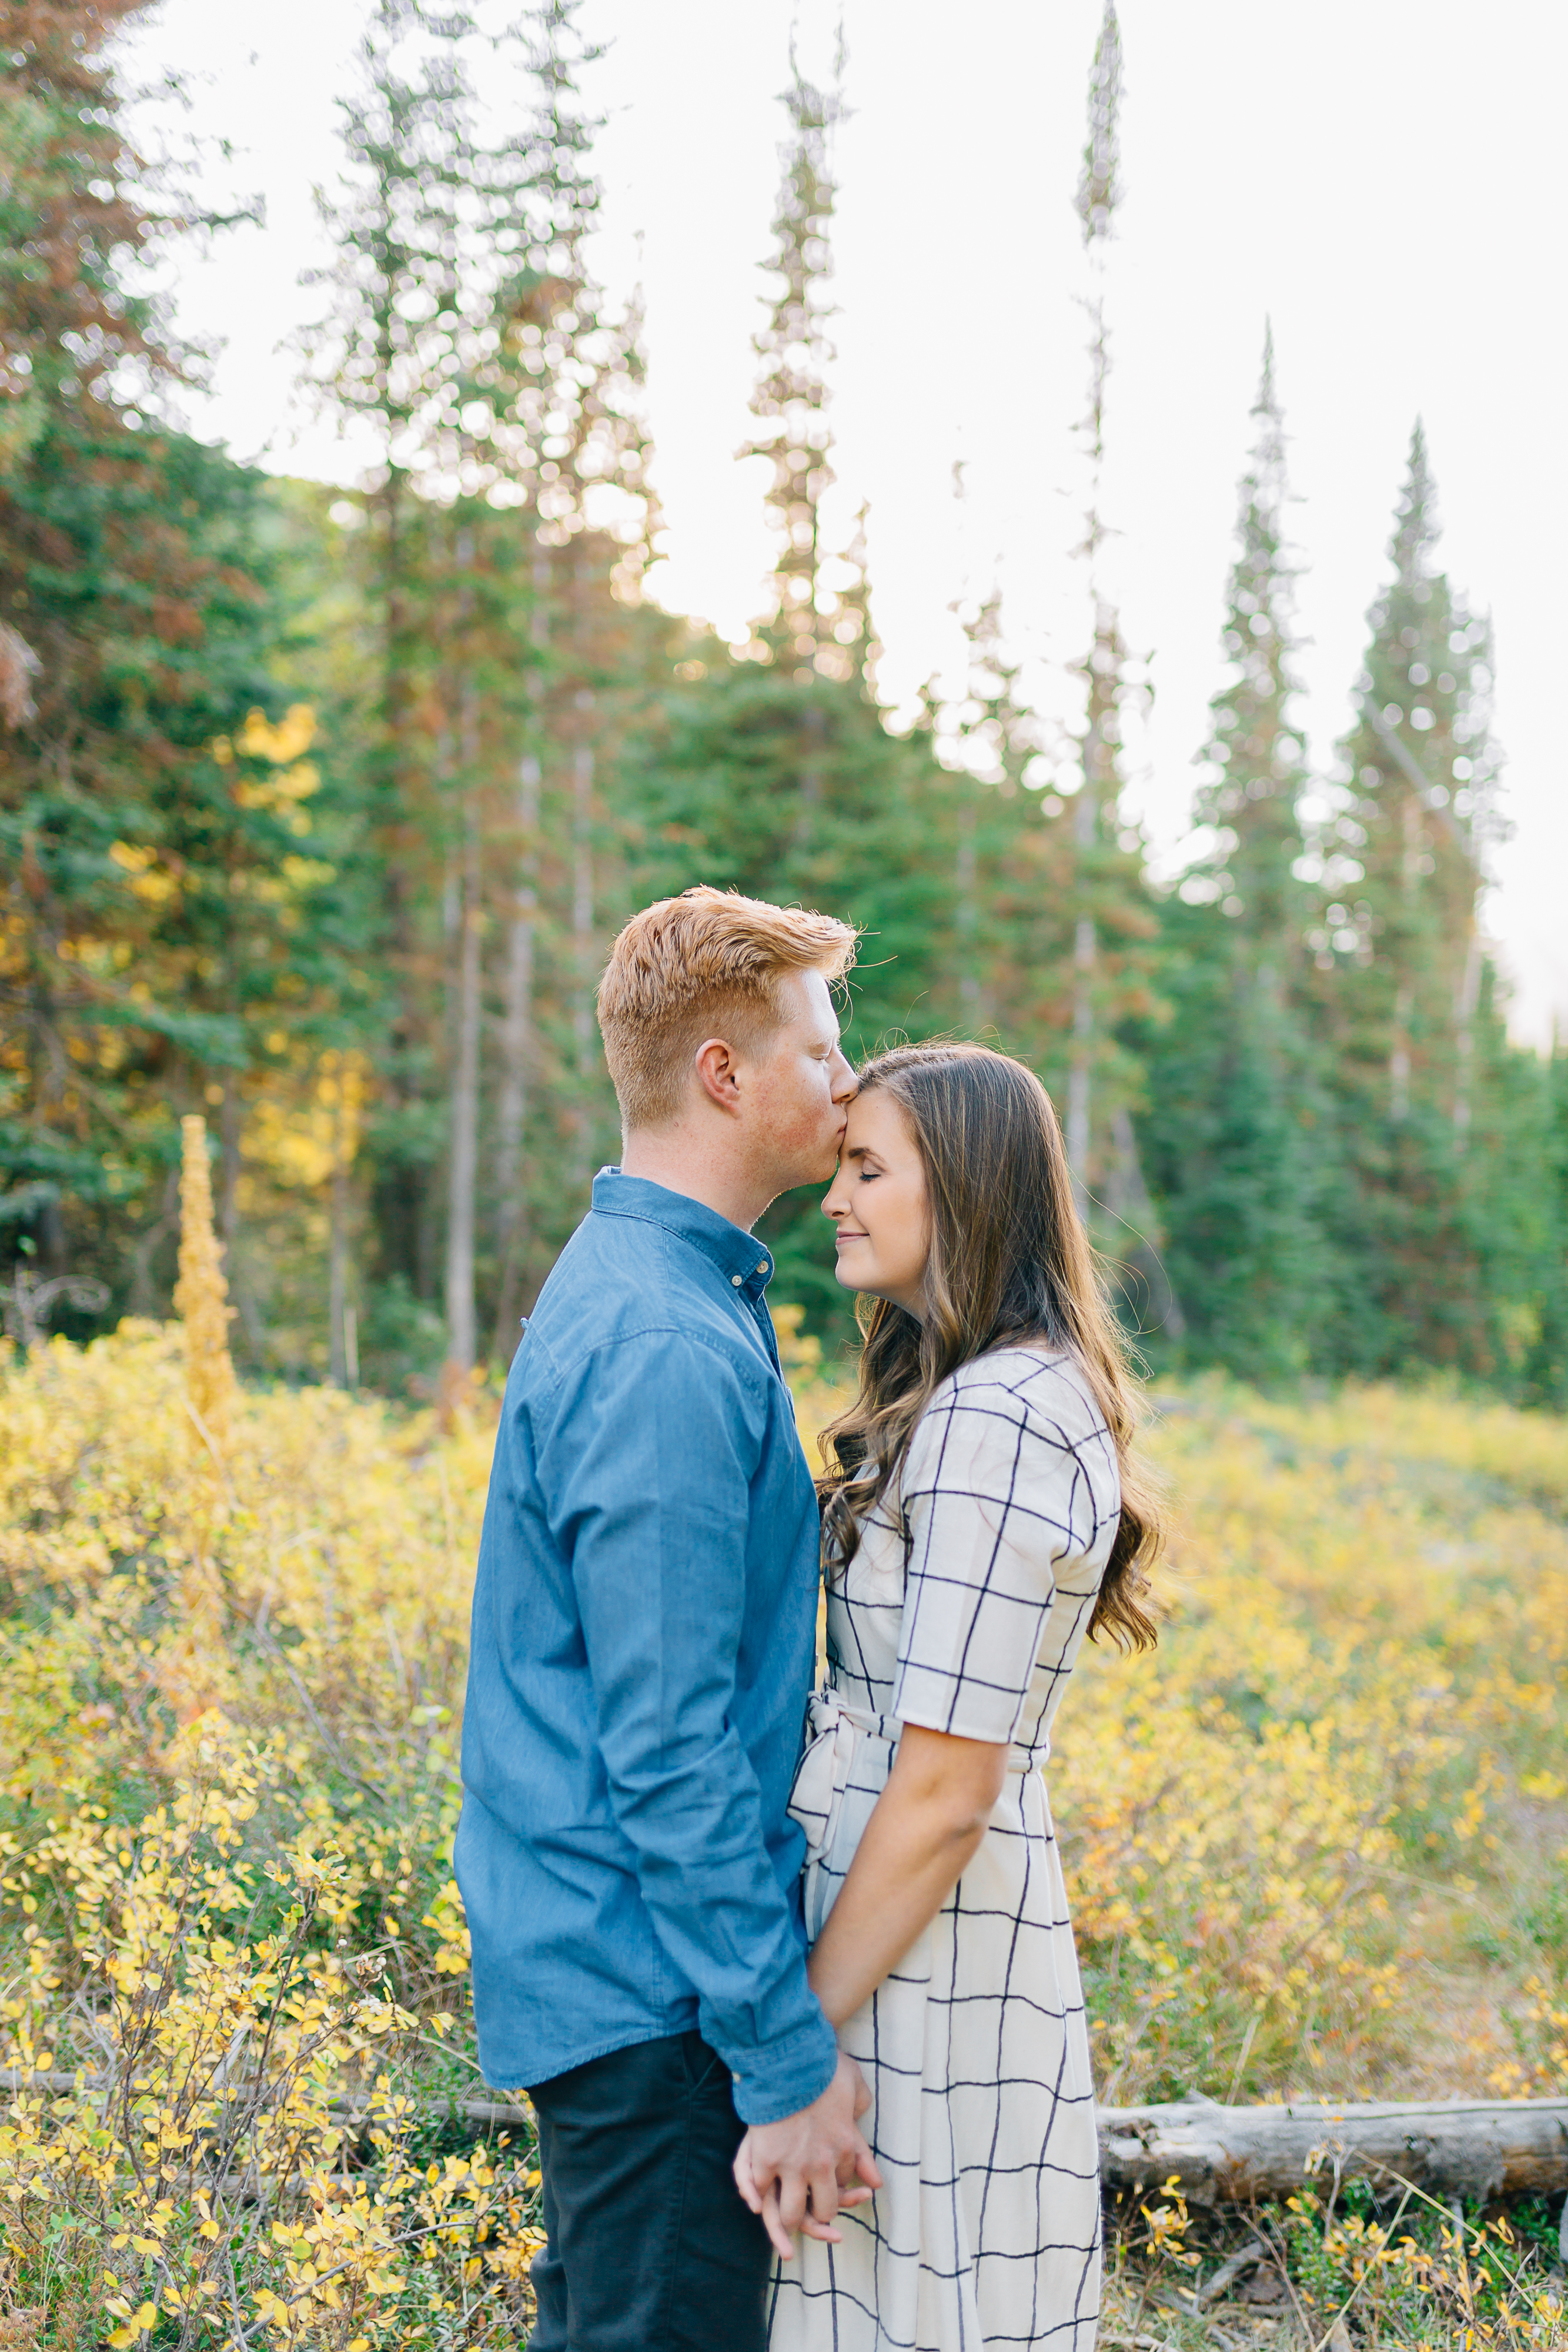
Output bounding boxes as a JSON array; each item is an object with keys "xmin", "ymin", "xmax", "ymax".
[{"xmin": 820, "ymin": 1043, "xmax": 1162, "ymax": 1651}]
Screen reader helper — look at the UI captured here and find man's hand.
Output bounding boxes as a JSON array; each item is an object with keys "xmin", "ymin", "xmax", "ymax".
[{"xmin": 733, "ymin": 2050, "xmax": 881, "ymax": 2260}]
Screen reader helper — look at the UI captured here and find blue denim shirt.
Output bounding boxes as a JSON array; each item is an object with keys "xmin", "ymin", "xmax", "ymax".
[{"xmin": 455, "ymin": 1169, "xmax": 838, "ymax": 2127}]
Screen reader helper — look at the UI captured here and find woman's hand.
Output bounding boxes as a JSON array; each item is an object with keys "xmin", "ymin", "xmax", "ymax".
[
  {"xmin": 805, "ymin": 1722, "xmax": 1009, "ymax": 2027},
  {"xmin": 733, "ymin": 2051, "xmax": 880, "ymax": 2260}
]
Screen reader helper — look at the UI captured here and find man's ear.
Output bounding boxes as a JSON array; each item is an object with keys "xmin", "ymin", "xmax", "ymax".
[{"xmin": 693, "ymin": 1035, "xmax": 743, "ymax": 1114}]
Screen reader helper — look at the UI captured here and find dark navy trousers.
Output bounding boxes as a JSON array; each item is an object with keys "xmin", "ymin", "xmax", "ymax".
[{"xmin": 528, "ymin": 2030, "xmax": 771, "ymax": 2351}]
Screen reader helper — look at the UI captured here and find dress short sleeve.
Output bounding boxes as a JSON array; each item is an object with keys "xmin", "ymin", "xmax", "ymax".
[{"xmin": 890, "ymin": 1353, "xmax": 1116, "ymax": 1745}]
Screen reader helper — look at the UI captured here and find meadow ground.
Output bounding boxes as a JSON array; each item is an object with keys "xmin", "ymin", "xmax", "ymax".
[{"xmin": 0, "ymin": 1318, "xmax": 1563, "ymax": 2347}]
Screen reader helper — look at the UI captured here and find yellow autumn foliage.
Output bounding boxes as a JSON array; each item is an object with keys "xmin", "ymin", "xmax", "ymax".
[
  {"xmin": 1057, "ymin": 1385, "xmax": 1568, "ymax": 2108},
  {"xmin": 0, "ymin": 1325, "xmax": 1563, "ymax": 2344},
  {"xmin": 173, "ymin": 1116, "xmax": 237, "ymax": 1457}
]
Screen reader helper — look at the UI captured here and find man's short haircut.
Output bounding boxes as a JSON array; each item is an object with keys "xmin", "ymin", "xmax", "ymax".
[{"xmin": 597, "ymin": 885, "xmax": 859, "ymax": 1132}]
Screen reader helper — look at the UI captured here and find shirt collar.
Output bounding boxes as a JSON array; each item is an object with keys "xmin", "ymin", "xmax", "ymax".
[{"xmin": 591, "ymin": 1167, "xmax": 775, "ymax": 1299}]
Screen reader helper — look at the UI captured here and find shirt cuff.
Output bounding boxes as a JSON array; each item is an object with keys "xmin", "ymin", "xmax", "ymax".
[{"xmin": 726, "ymin": 2009, "xmax": 840, "ymax": 2127}]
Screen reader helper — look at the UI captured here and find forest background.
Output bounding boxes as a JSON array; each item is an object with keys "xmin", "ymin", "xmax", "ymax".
[{"xmin": 4, "ymin": 0, "xmax": 1567, "ymax": 1398}]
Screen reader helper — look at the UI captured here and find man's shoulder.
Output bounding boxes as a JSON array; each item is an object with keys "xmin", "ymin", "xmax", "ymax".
[{"xmin": 519, "ymin": 1215, "xmax": 764, "ymax": 1388}]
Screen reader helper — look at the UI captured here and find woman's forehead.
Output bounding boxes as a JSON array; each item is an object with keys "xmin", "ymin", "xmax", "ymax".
[{"xmin": 843, "ymin": 1088, "xmax": 914, "ymax": 1152}]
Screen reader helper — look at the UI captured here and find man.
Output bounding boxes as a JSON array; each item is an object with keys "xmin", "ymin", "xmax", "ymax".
[{"xmin": 456, "ymin": 886, "xmax": 878, "ymax": 2352}]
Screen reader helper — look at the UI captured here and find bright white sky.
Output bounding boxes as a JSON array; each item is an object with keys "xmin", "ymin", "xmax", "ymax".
[{"xmin": 123, "ymin": 0, "xmax": 1568, "ymax": 1046}]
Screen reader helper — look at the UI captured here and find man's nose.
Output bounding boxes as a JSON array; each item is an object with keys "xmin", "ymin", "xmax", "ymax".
[{"xmin": 831, "ymin": 1051, "xmax": 858, "ymax": 1101}]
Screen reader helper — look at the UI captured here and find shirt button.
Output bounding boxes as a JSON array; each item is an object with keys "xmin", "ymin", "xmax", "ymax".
[
  {"xmin": 757, "ymin": 1262, "xmax": 768, "ymax": 1275},
  {"xmin": 731, "ymin": 1274, "xmax": 744, "ymax": 1287}
]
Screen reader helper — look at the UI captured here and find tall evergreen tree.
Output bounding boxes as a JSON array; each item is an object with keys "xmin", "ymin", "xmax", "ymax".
[
  {"xmin": 305, "ymin": 0, "xmax": 523, "ymax": 1352},
  {"xmin": 1326, "ymin": 423, "xmax": 1499, "ymax": 1129},
  {"xmin": 1058, "ymin": 0, "xmax": 1162, "ymax": 1309},
  {"xmin": 620, "ymin": 44, "xmax": 959, "ymax": 1333},
  {"xmin": 1191, "ymin": 328, "xmax": 1311, "ymax": 950},
  {"xmin": 0, "ymin": 0, "xmax": 350, "ymax": 1335},
  {"xmin": 739, "ymin": 51, "xmax": 871, "ymax": 691},
  {"xmin": 1522, "ymin": 1037, "xmax": 1568, "ymax": 1405},
  {"xmin": 945, "ymin": 585, "xmax": 1034, "ymax": 1034},
  {"xmin": 480, "ymin": 0, "xmax": 657, "ymax": 1347},
  {"xmin": 1316, "ymin": 426, "xmax": 1512, "ymax": 1373},
  {"xmin": 1136, "ymin": 332, "xmax": 1330, "ymax": 1376},
  {"xmin": 307, "ymin": 0, "xmax": 654, "ymax": 1371}
]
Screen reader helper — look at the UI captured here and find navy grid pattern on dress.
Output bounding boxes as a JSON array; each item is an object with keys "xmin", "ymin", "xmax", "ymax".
[{"xmin": 768, "ymin": 1347, "xmax": 1120, "ymax": 2351}]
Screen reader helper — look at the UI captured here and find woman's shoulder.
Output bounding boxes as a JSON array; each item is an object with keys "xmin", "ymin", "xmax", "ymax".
[{"xmin": 911, "ymin": 1345, "xmax": 1114, "ymax": 1478}]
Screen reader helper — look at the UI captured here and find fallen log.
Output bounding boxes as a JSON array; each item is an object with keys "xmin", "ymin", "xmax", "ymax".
[
  {"xmin": 1098, "ymin": 2095, "xmax": 1568, "ymax": 2207},
  {"xmin": 8, "ymin": 2067, "xmax": 1564, "ymax": 2217}
]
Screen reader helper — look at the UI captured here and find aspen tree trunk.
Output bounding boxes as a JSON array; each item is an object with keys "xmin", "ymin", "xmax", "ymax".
[
  {"xmin": 956, "ymin": 795, "xmax": 980, "ymax": 1023},
  {"xmin": 1390, "ymin": 793, "xmax": 1420, "ymax": 1119},
  {"xmin": 492, "ymin": 545, "xmax": 551, "ymax": 1351},
  {"xmin": 1106, "ymin": 1105, "xmax": 1186, "ymax": 1339},
  {"xmin": 1391, "ymin": 985, "xmax": 1413, "ymax": 1121},
  {"xmin": 444, "ymin": 653, "xmax": 482, "ymax": 1373},
  {"xmin": 793, "ymin": 698, "xmax": 827, "ymax": 855},
  {"xmin": 218, "ymin": 1081, "xmax": 242, "ymax": 1246},
  {"xmin": 492, "ymin": 744, "xmax": 540, "ymax": 1353},
  {"xmin": 567, "ymin": 694, "xmax": 595, "ymax": 1210},
  {"xmin": 328, "ymin": 1142, "xmax": 350, "ymax": 1387},
  {"xmin": 1069, "ymin": 0, "xmax": 1119, "ymax": 1225},
  {"xmin": 1453, "ymin": 927, "xmax": 1482, "ymax": 1145},
  {"xmin": 573, "ymin": 729, "xmax": 594, "ymax": 1077}
]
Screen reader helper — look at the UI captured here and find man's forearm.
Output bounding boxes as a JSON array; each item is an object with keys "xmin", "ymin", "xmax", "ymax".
[{"xmin": 607, "ymin": 1738, "xmax": 839, "ymax": 2121}]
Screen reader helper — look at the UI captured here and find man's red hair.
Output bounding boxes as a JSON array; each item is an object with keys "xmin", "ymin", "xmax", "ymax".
[{"xmin": 597, "ymin": 886, "xmax": 858, "ymax": 1131}]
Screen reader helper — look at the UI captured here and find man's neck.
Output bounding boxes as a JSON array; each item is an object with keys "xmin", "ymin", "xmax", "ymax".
[{"xmin": 618, "ymin": 1130, "xmax": 771, "ymax": 1234}]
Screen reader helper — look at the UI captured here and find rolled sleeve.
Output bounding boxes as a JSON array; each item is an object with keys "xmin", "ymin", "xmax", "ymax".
[{"xmin": 540, "ymin": 1331, "xmax": 837, "ymax": 2124}]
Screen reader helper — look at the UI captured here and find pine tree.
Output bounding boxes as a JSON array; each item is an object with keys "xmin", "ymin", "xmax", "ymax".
[
  {"xmin": 307, "ymin": 0, "xmax": 655, "ymax": 1371},
  {"xmin": 946, "ymin": 586, "xmax": 1031, "ymax": 1032},
  {"xmin": 486, "ymin": 1, "xmax": 658, "ymax": 1348},
  {"xmin": 938, "ymin": 574, "xmax": 1098, "ymax": 1065},
  {"xmin": 1316, "ymin": 425, "xmax": 1507, "ymax": 1372},
  {"xmin": 740, "ymin": 51, "xmax": 870, "ymax": 689},
  {"xmin": 1135, "ymin": 330, "xmax": 1331, "ymax": 1377},
  {"xmin": 1190, "ymin": 328, "xmax": 1312, "ymax": 950},
  {"xmin": 619, "ymin": 42, "xmax": 959, "ymax": 1335},
  {"xmin": 1058, "ymin": 1, "xmax": 1162, "ymax": 1294},
  {"xmin": 1326, "ymin": 423, "xmax": 1499, "ymax": 1129},
  {"xmin": 305, "ymin": 0, "xmax": 507, "ymax": 1349},
  {"xmin": 1522, "ymin": 1037, "xmax": 1568, "ymax": 1405},
  {"xmin": 0, "ymin": 0, "xmax": 345, "ymax": 1332}
]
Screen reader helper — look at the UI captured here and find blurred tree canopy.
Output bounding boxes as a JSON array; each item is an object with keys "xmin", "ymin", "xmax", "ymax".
[{"xmin": 2, "ymin": 0, "xmax": 1563, "ymax": 1401}]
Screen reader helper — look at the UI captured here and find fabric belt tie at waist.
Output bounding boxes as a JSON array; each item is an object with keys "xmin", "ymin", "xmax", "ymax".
[{"xmin": 787, "ymin": 1686, "xmax": 1041, "ymax": 1866}]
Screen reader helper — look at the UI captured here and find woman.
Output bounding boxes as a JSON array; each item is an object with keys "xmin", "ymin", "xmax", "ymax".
[{"xmin": 738, "ymin": 1043, "xmax": 1161, "ymax": 2351}]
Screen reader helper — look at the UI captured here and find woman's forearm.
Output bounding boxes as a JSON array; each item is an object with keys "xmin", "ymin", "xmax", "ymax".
[{"xmin": 806, "ymin": 1723, "xmax": 1008, "ymax": 2028}]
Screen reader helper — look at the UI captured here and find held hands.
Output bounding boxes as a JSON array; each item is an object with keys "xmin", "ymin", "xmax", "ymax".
[{"xmin": 733, "ymin": 2049, "xmax": 882, "ymax": 2261}]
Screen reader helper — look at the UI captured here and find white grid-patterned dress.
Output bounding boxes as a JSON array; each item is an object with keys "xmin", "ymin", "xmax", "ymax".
[{"xmin": 767, "ymin": 1347, "xmax": 1119, "ymax": 2352}]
